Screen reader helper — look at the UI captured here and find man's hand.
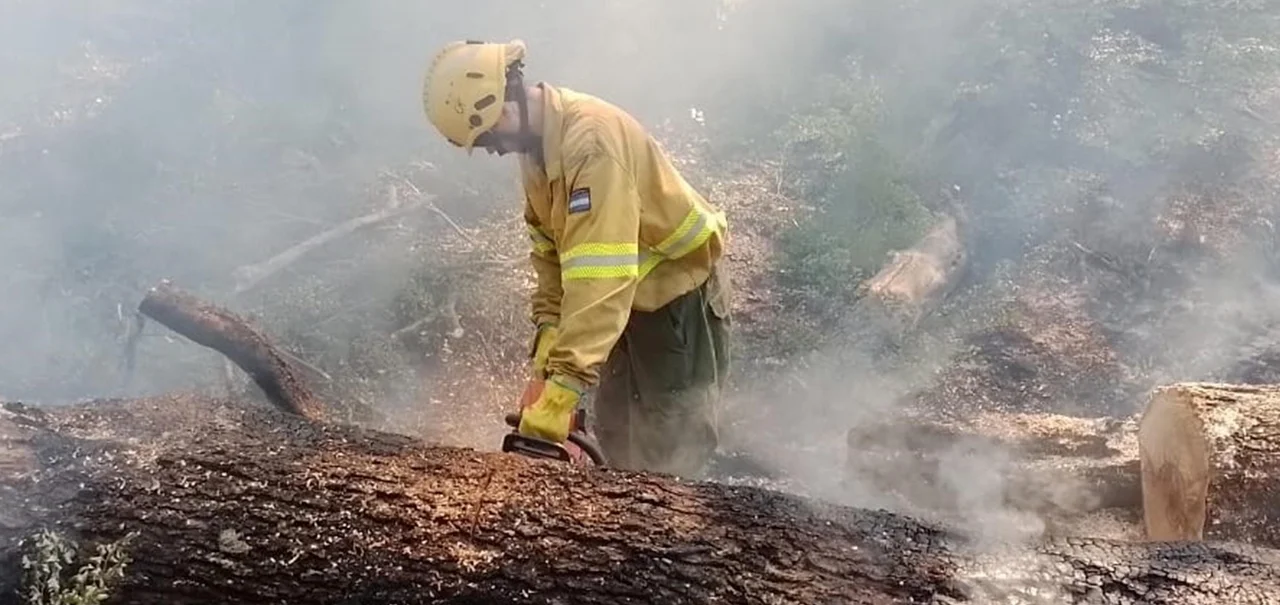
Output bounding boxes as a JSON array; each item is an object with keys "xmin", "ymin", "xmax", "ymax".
[
  {"xmin": 518, "ymin": 375, "xmax": 582, "ymax": 443},
  {"xmin": 530, "ymin": 322, "xmax": 558, "ymax": 378}
]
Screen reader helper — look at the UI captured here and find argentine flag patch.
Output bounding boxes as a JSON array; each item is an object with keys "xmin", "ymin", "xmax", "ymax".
[{"xmin": 568, "ymin": 188, "xmax": 592, "ymax": 214}]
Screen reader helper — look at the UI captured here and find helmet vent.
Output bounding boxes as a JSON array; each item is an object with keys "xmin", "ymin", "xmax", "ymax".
[
  {"xmin": 466, "ymin": 71, "xmax": 484, "ymax": 79},
  {"xmin": 469, "ymin": 115, "xmax": 483, "ymax": 127},
  {"xmin": 474, "ymin": 95, "xmax": 497, "ymax": 111}
]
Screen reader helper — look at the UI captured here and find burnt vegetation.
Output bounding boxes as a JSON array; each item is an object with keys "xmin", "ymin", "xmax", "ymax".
[{"xmin": 3, "ymin": 0, "xmax": 1280, "ymax": 603}]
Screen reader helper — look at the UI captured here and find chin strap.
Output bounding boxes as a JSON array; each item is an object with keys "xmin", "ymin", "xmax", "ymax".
[{"xmin": 506, "ymin": 66, "xmax": 543, "ymax": 163}]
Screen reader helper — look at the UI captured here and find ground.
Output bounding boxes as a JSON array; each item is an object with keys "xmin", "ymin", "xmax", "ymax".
[
  {"xmin": 6, "ymin": 1, "xmax": 1280, "ymax": 555},
  {"xmin": 271, "ymin": 111, "xmax": 1280, "ymax": 495}
]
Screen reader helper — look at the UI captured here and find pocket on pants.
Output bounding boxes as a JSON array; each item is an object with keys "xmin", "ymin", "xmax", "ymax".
[{"xmin": 705, "ymin": 264, "xmax": 732, "ymax": 321}]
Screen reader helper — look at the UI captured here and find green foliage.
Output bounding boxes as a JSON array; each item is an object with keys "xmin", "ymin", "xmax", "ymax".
[
  {"xmin": 692, "ymin": 0, "xmax": 1280, "ymax": 360},
  {"xmin": 753, "ymin": 65, "xmax": 937, "ymax": 327},
  {"xmin": 4, "ymin": 0, "xmax": 1280, "ymax": 403},
  {"xmin": 20, "ymin": 529, "xmax": 135, "ymax": 605}
]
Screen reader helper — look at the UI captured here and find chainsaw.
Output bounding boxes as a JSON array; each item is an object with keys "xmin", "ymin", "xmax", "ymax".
[{"xmin": 501, "ymin": 378, "xmax": 607, "ymax": 466}]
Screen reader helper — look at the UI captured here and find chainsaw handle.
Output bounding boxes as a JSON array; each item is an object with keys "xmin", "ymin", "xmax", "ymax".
[{"xmin": 504, "ymin": 412, "xmax": 608, "ymax": 466}]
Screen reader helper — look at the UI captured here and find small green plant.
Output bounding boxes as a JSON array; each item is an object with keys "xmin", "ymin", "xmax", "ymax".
[{"xmin": 20, "ymin": 528, "xmax": 136, "ymax": 605}]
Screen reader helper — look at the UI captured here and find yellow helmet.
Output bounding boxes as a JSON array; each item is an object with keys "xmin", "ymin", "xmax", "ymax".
[{"xmin": 422, "ymin": 39, "xmax": 527, "ymax": 152}]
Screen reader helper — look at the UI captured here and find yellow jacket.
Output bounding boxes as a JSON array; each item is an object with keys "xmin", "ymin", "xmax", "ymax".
[{"xmin": 519, "ymin": 83, "xmax": 727, "ymax": 389}]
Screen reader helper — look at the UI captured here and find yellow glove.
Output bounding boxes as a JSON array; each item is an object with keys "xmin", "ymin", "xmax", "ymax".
[
  {"xmin": 518, "ymin": 375, "xmax": 582, "ymax": 443},
  {"xmin": 530, "ymin": 323, "xmax": 558, "ymax": 379}
]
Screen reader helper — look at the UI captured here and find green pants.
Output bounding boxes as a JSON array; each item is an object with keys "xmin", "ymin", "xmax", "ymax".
[{"xmin": 592, "ymin": 266, "xmax": 731, "ymax": 478}]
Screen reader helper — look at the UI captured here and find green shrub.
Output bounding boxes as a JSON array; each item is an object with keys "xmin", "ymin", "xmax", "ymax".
[
  {"xmin": 21, "ymin": 529, "xmax": 135, "ymax": 605},
  {"xmin": 769, "ymin": 70, "xmax": 936, "ymax": 332}
]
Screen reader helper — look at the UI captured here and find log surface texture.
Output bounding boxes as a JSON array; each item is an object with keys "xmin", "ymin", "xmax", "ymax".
[{"xmin": 1, "ymin": 395, "xmax": 1278, "ymax": 605}]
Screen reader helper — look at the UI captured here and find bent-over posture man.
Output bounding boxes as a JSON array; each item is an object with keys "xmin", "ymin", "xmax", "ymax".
[{"xmin": 421, "ymin": 39, "xmax": 731, "ymax": 478}]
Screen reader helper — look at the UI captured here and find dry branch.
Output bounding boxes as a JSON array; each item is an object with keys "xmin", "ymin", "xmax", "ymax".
[
  {"xmin": 1139, "ymin": 382, "xmax": 1280, "ymax": 547},
  {"xmin": 136, "ymin": 280, "xmax": 325, "ymax": 420},
  {"xmin": 0, "ymin": 395, "xmax": 1278, "ymax": 604},
  {"xmin": 230, "ymin": 188, "xmax": 436, "ymax": 294}
]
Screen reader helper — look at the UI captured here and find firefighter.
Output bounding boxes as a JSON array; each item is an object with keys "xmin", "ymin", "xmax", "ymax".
[{"xmin": 420, "ymin": 39, "xmax": 732, "ymax": 478}]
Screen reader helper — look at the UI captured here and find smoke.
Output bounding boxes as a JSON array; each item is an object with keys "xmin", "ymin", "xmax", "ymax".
[
  {"xmin": 2, "ymin": 0, "xmax": 1278, "ymax": 564},
  {"xmin": 693, "ymin": 0, "xmax": 1280, "ymax": 550},
  {"xmin": 0, "ymin": 1, "xmax": 723, "ymax": 403}
]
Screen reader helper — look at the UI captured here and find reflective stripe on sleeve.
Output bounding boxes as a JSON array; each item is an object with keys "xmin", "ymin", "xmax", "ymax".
[
  {"xmin": 653, "ymin": 205, "xmax": 721, "ymax": 259},
  {"xmin": 639, "ymin": 250, "xmax": 662, "ymax": 279},
  {"xmin": 527, "ymin": 224, "xmax": 557, "ymax": 257},
  {"xmin": 561, "ymin": 242, "xmax": 639, "ymax": 280}
]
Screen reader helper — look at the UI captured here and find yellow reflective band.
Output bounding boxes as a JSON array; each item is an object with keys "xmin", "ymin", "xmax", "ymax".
[
  {"xmin": 561, "ymin": 242, "xmax": 636, "ymax": 259},
  {"xmin": 561, "ymin": 242, "xmax": 639, "ymax": 281},
  {"xmin": 654, "ymin": 206, "xmax": 720, "ymax": 259},
  {"xmin": 563, "ymin": 264, "xmax": 638, "ymax": 280},
  {"xmin": 527, "ymin": 224, "xmax": 557, "ymax": 257},
  {"xmin": 654, "ymin": 208, "xmax": 701, "ymax": 255},
  {"xmin": 638, "ymin": 251, "xmax": 663, "ymax": 278}
]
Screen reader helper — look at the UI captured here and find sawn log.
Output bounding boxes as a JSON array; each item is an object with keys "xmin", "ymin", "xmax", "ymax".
[
  {"xmin": 1, "ymin": 395, "xmax": 1278, "ymax": 605},
  {"xmin": 855, "ymin": 214, "xmax": 968, "ymax": 336},
  {"xmin": 1139, "ymin": 382, "xmax": 1280, "ymax": 547},
  {"xmin": 847, "ymin": 409, "xmax": 1144, "ymax": 540}
]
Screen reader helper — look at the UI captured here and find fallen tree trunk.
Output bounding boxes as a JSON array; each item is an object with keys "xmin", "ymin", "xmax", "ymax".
[
  {"xmin": 135, "ymin": 280, "xmax": 325, "ymax": 419},
  {"xmin": 847, "ymin": 410, "xmax": 1144, "ymax": 540},
  {"xmin": 855, "ymin": 214, "xmax": 969, "ymax": 337},
  {"xmin": 1, "ymin": 395, "xmax": 1279, "ymax": 605},
  {"xmin": 6, "ymin": 285, "xmax": 1272, "ymax": 603},
  {"xmin": 1139, "ymin": 382, "xmax": 1280, "ymax": 547}
]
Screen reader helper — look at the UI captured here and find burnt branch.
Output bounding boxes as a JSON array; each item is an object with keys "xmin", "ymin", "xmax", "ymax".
[{"xmin": 137, "ymin": 280, "xmax": 325, "ymax": 420}]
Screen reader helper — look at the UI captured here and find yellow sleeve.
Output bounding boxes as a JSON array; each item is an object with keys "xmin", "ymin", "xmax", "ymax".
[
  {"xmin": 524, "ymin": 203, "xmax": 562, "ymax": 328},
  {"xmin": 544, "ymin": 145, "xmax": 641, "ymax": 389}
]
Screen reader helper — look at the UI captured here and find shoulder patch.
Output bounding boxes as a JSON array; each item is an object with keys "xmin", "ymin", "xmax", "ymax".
[{"xmin": 568, "ymin": 188, "xmax": 591, "ymax": 214}]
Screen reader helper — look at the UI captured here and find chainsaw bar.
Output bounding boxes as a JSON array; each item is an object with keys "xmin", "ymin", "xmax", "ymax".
[
  {"xmin": 501, "ymin": 411, "xmax": 607, "ymax": 466},
  {"xmin": 501, "ymin": 432, "xmax": 574, "ymax": 462}
]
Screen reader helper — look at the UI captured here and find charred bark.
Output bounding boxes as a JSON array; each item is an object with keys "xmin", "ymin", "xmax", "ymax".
[
  {"xmin": 847, "ymin": 410, "xmax": 1143, "ymax": 539},
  {"xmin": 136, "ymin": 280, "xmax": 325, "ymax": 420},
  {"xmin": 1, "ymin": 396, "xmax": 1278, "ymax": 605},
  {"xmin": 1139, "ymin": 382, "xmax": 1280, "ymax": 547}
]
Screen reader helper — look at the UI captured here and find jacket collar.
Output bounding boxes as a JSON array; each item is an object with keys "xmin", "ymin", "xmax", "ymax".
[{"xmin": 536, "ymin": 82, "xmax": 565, "ymax": 182}]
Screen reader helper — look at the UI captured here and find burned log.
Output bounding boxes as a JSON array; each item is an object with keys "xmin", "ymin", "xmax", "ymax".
[
  {"xmin": 136, "ymin": 280, "xmax": 325, "ymax": 420},
  {"xmin": 2, "ymin": 395, "xmax": 1279, "ymax": 605},
  {"xmin": 847, "ymin": 410, "xmax": 1144, "ymax": 540},
  {"xmin": 1139, "ymin": 382, "xmax": 1280, "ymax": 547},
  {"xmin": 5, "ymin": 285, "xmax": 1271, "ymax": 603}
]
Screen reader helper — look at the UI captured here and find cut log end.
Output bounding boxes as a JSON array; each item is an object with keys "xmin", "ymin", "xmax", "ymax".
[
  {"xmin": 1138, "ymin": 382, "xmax": 1280, "ymax": 546},
  {"xmin": 854, "ymin": 214, "xmax": 969, "ymax": 338},
  {"xmin": 1138, "ymin": 386, "xmax": 1210, "ymax": 541}
]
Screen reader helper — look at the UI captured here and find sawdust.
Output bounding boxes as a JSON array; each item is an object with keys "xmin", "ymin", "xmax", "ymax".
[
  {"xmin": 966, "ymin": 411, "xmax": 1136, "ymax": 458},
  {"xmin": 1014, "ymin": 280, "xmax": 1117, "ymax": 372},
  {"xmin": 447, "ymin": 541, "xmax": 503, "ymax": 573},
  {"xmin": 0, "ymin": 403, "xmax": 37, "ymax": 476}
]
